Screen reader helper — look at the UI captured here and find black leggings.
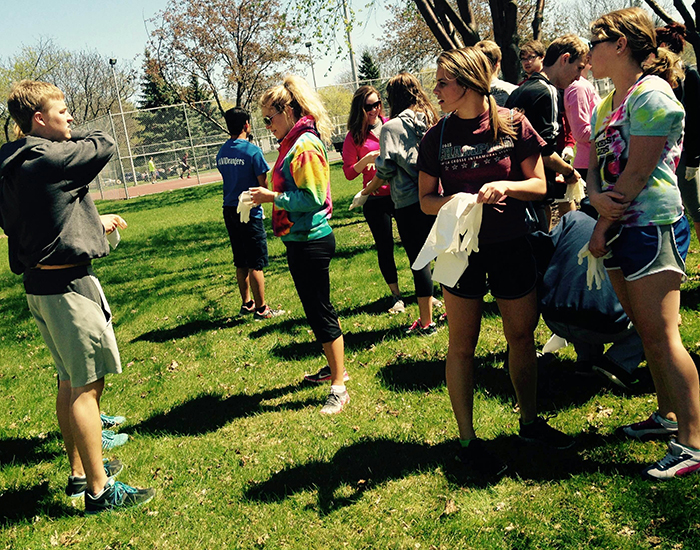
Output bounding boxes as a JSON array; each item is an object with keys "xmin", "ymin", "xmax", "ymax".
[
  {"xmin": 362, "ymin": 195, "xmax": 398, "ymax": 286},
  {"xmin": 393, "ymin": 201, "xmax": 435, "ymax": 298},
  {"xmin": 285, "ymin": 232, "xmax": 343, "ymax": 344}
]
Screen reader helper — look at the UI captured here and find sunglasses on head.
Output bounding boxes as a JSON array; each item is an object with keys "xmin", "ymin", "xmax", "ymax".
[
  {"xmin": 263, "ymin": 111, "xmax": 283, "ymax": 126},
  {"xmin": 363, "ymin": 100, "xmax": 381, "ymax": 112},
  {"xmin": 589, "ymin": 37, "xmax": 616, "ymax": 49}
]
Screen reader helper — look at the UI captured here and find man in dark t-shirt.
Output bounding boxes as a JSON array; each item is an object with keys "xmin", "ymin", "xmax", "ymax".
[{"xmin": 506, "ymin": 34, "xmax": 589, "ymax": 230}]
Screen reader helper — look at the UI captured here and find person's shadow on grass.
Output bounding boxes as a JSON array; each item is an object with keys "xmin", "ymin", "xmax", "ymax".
[
  {"xmin": 123, "ymin": 382, "xmax": 317, "ymax": 436},
  {"xmin": 243, "ymin": 434, "xmax": 642, "ymax": 515},
  {"xmin": 132, "ymin": 316, "xmax": 247, "ymax": 343},
  {"xmin": 0, "ymin": 481, "xmax": 80, "ymax": 524},
  {"xmin": 0, "ymin": 433, "xmax": 62, "ymax": 467}
]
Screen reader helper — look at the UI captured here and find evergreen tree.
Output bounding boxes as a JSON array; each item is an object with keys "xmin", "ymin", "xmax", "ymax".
[{"xmin": 358, "ymin": 52, "xmax": 381, "ymax": 85}]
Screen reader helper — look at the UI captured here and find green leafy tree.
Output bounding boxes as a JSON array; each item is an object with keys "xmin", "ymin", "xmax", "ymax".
[
  {"xmin": 0, "ymin": 38, "xmax": 133, "ymax": 144},
  {"xmin": 149, "ymin": 0, "xmax": 304, "ymax": 131}
]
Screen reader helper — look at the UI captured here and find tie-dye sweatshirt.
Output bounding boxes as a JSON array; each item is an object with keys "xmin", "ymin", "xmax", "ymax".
[
  {"xmin": 271, "ymin": 116, "xmax": 333, "ymax": 242},
  {"xmin": 591, "ymin": 74, "xmax": 685, "ymax": 227}
]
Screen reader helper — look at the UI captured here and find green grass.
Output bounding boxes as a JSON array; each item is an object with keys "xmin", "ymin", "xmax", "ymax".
[{"xmin": 2, "ymin": 164, "xmax": 700, "ymax": 549}]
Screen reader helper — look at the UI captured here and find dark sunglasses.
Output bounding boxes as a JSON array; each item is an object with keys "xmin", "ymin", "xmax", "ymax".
[
  {"xmin": 263, "ymin": 111, "xmax": 283, "ymax": 126},
  {"xmin": 363, "ymin": 100, "xmax": 381, "ymax": 112},
  {"xmin": 589, "ymin": 37, "xmax": 616, "ymax": 49},
  {"xmin": 520, "ymin": 54, "xmax": 538, "ymax": 62}
]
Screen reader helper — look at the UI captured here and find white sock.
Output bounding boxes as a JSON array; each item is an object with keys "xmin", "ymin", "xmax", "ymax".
[{"xmin": 331, "ymin": 384, "xmax": 346, "ymax": 394}]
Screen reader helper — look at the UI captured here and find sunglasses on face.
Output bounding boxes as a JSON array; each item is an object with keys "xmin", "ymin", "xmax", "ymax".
[
  {"xmin": 263, "ymin": 111, "xmax": 283, "ymax": 126},
  {"xmin": 363, "ymin": 100, "xmax": 381, "ymax": 112},
  {"xmin": 589, "ymin": 37, "xmax": 616, "ymax": 49},
  {"xmin": 520, "ymin": 55, "xmax": 538, "ymax": 62}
]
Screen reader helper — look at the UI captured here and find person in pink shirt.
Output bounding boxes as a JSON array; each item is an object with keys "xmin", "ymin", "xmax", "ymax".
[
  {"xmin": 564, "ymin": 65, "xmax": 601, "ymax": 182},
  {"xmin": 342, "ymin": 86, "xmax": 404, "ymax": 313}
]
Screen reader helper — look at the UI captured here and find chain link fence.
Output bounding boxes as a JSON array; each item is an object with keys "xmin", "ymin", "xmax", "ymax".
[{"xmin": 79, "ymin": 71, "xmax": 437, "ymax": 200}]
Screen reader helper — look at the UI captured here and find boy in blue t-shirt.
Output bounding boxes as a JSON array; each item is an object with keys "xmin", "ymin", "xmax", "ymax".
[{"xmin": 217, "ymin": 108, "xmax": 283, "ymax": 320}]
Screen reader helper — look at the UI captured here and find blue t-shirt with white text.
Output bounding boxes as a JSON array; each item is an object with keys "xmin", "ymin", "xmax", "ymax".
[{"xmin": 216, "ymin": 138, "xmax": 269, "ymax": 218}]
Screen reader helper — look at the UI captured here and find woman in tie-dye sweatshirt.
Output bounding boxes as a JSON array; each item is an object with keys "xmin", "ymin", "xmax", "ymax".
[
  {"xmin": 587, "ymin": 8, "xmax": 700, "ymax": 481},
  {"xmin": 250, "ymin": 75, "xmax": 348, "ymax": 415}
]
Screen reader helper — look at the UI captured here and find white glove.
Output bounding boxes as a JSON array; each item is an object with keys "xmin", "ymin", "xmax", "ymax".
[
  {"xmin": 562, "ymin": 147, "xmax": 575, "ymax": 163},
  {"xmin": 686, "ymin": 166, "xmax": 699, "ymax": 180},
  {"xmin": 237, "ymin": 190, "xmax": 254, "ymax": 223},
  {"xmin": 564, "ymin": 178, "xmax": 586, "ymax": 203},
  {"xmin": 577, "ymin": 242, "xmax": 612, "ymax": 290},
  {"xmin": 349, "ymin": 190, "xmax": 369, "ymax": 210}
]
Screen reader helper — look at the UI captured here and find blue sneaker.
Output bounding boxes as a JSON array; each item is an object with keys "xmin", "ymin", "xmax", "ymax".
[
  {"xmin": 100, "ymin": 413, "xmax": 126, "ymax": 429},
  {"xmin": 85, "ymin": 478, "xmax": 155, "ymax": 514},
  {"xmin": 102, "ymin": 430, "xmax": 129, "ymax": 450},
  {"xmin": 65, "ymin": 458, "xmax": 124, "ymax": 498}
]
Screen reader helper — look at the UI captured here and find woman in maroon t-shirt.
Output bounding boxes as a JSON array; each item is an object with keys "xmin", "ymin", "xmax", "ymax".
[{"xmin": 418, "ymin": 47, "xmax": 573, "ymax": 477}]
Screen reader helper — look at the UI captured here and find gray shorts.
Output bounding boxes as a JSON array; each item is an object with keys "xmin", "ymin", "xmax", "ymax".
[{"xmin": 24, "ymin": 266, "xmax": 122, "ymax": 388}]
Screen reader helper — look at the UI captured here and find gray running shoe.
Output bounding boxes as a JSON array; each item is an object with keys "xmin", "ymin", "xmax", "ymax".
[
  {"xmin": 320, "ymin": 390, "xmax": 350, "ymax": 415},
  {"xmin": 618, "ymin": 411, "xmax": 678, "ymax": 441},
  {"xmin": 66, "ymin": 458, "xmax": 124, "ymax": 498},
  {"xmin": 85, "ymin": 478, "xmax": 155, "ymax": 514}
]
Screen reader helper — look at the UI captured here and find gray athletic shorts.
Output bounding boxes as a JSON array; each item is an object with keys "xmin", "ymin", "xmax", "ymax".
[{"xmin": 24, "ymin": 266, "xmax": 122, "ymax": 388}]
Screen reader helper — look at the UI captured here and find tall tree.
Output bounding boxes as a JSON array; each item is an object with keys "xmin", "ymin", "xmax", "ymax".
[
  {"xmin": 0, "ymin": 39, "xmax": 133, "ymax": 144},
  {"xmin": 149, "ymin": 0, "xmax": 303, "ymax": 130},
  {"xmin": 358, "ymin": 51, "xmax": 381, "ymax": 83}
]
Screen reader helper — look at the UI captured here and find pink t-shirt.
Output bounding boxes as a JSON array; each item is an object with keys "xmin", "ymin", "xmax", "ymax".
[
  {"xmin": 341, "ymin": 121, "xmax": 391, "ymax": 196},
  {"xmin": 564, "ymin": 76, "xmax": 601, "ymax": 170},
  {"xmin": 418, "ymin": 107, "xmax": 545, "ymax": 244}
]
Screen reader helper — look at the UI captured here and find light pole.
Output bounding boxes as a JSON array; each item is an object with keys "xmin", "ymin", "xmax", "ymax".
[
  {"xmin": 305, "ymin": 41, "xmax": 318, "ymax": 90},
  {"xmin": 342, "ymin": 0, "xmax": 359, "ymax": 90},
  {"xmin": 109, "ymin": 58, "xmax": 135, "ymax": 198}
]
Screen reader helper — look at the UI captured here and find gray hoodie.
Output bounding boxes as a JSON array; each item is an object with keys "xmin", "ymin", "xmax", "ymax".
[
  {"xmin": 374, "ymin": 109, "xmax": 430, "ymax": 209},
  {"xmin": 0, "ymin": 130, "xmax": 115, "ymax": 275}
]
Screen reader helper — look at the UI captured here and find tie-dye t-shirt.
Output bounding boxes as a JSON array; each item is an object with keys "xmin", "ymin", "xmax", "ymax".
[
  {"xmin": 591, "ymin": 74, "xmax": 684, "ymax": 227},
  {"xmin": 271, "ymin": 116, "xmax": 333, "ymax": 242}
]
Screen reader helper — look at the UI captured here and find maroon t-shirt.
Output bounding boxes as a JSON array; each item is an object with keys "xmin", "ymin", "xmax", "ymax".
[{"xmin": 417, "ymin": 107, "xmax": 545, "ymax": 244}]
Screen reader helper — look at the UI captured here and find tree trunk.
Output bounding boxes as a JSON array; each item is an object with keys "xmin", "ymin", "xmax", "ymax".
[
  {"xmin": 532, "ymin": 0, "xmax": 545, "ymax": 42},
  {"xmin": 671, "ymin": 0, "xmax": 700, "ymax": 61},
  {"xmin": 490, "ymin": 0, "xmax": 520, "ymax": 83},
  {"xmin": 413, "ymin": 0, "xmax": 460, "ymax": 50}
]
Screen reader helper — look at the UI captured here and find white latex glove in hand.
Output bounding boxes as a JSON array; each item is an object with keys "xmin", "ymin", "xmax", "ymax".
[
  {"xmin": 562, "ymin": 147, "xmax": 575, "ymax": 163},
  {"xmin": 349, "ymin": 190, "xmax": 369, "ymax": 210},
  {"xmin": 237, "ymin": 190, "xmax": 254, "ymax": 223},
  {"xmin": 686, "ymin": 166, "xmax": 699, "ymax": 180},
  {"xmin": 577, "ymin": 242, "xmax": 612, "ymax": 290}
]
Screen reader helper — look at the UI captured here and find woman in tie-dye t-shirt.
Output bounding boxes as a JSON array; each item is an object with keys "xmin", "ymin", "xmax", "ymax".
[
  {"xmin": 587, "ymin": 8, "xmax": 700, "ymax": 481},
  {"xmin": 250, "ymin": 75, "xmax": 349, "ymax": 416}
]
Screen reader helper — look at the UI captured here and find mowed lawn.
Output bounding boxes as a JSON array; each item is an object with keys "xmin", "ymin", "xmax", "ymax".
[{"xmin": 1, "ymin": 163, "xmax": 700, "ymax": 549}]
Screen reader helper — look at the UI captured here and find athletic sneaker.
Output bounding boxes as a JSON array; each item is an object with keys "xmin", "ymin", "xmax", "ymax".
[
  {"xmin": 618, "ymin": 411, "xmax": 678, "ymax": 441},
  {"xmin": 66, "ymin": 458, "xmax": 124, "ymax": 498},
  {"xmin": 519, "ymin": 417, "xmax": 575, "ymax": 449},
  {"xmin": 388, "ymin": 296, "xmax": 405, "ymax": 314},
  {"xmin": 455, "ymin": 439, "xmax": 508, "ymax": 479},
  {"xmin": 303, "ymin": 365, "xmax": 350, "ymax": 384},
  {"xmin": 238, "ymin": 301, "xmax": 255, "ymax": 316},
  {"xmin": 592, "ymin": 357, "xmax": 638, "ymax": 390},
  {"xmin": 102, "ymin": 430, "xmax": 129, "ymax": 450},
  {"xmin": 405, "ymin": 319, "xmax": 437, "ymax": 336},
  {"xmin": 100, "ymin": 413, "xmax": 126, "ymax": 429},
  {"xmin": 253, "ymin": 305, "xmax": 285, "ymax": 320},
  {"xmin": 320, "ymin": 390, "xmax": 350, "ymax": 415},
  {"xmin": 85, "ymin": 478, "xmax": 155, "ymax": 514},
  {"xmin": 642, "ymin": 439, "xmax": 700, "ymax": 480}
]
